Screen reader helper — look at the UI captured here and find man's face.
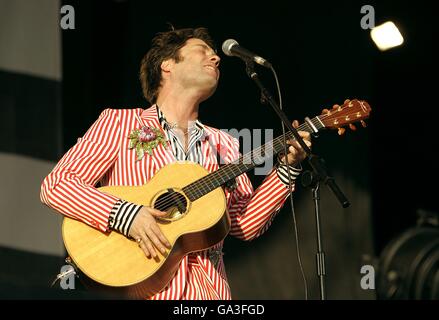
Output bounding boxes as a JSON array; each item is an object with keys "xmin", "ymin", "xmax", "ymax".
[{"xmin": 167, "ymin": 38, "xmax": 221, "ymax": 99}]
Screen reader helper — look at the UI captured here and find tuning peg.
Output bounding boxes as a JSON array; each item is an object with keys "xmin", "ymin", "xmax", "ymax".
[
  {"xmin": 322, "ymin": 108, "xmax": 329, "ymax": 114},
  {"xmin": 349, "ymin": 124, "xmax": 357, "ymax": 131},
  {"xmin": 360, "ymin": 120, "xmax": 367, "ymax": 128},
  {"xmin": 344, "ymin": 99, "xmax": 351, "ymax": 104},
  {"xmin": 338, "ymin": 127, "xmax": 346, "ymax": 135},
  {"xmin": 332, "ymin": 104, "xmax": 339, "ymax": 109}
]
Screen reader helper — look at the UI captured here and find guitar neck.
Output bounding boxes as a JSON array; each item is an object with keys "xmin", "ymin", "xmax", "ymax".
[{"xmin": 182, "ymin": 115, "xmax": 325, "ymax": 201}]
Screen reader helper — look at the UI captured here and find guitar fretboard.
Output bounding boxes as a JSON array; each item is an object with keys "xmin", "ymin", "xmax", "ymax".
[{"xmin": 182, "ymin": 116, "xmax": 324, "ymax": 201}]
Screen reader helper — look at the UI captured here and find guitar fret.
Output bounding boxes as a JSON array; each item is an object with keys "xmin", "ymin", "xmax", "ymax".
[
  {"xmin": 182, "ymin": 100, "xmax": 372, "ymax": 201},
  {"xmin": 183, "ymin": 120, "xmax": 320, "ymax": 201}
]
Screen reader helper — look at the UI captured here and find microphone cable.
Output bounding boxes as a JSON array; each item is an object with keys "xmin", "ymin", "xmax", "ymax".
[{"xmin": 270, "ymin": 65, "xmax": 309, "ymax": 300}]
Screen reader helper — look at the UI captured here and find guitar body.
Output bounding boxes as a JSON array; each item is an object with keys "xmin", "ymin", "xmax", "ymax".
[{"xmin": 62, "ymin": 162, "xmax": 230, "ymax": 299}]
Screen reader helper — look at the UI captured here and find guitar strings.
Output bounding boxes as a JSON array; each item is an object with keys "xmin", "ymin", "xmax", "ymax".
[
  {"xmin": 152, "ymin": 109, "xmax": 362, "ymax": 210},
  {"xmin": 151, "ymin": 112, "xmax": 348, "ymax": 210},
  {"xmin": 153, "ymin": 120, "xmax": 313, "ymax": 209},
  {"xmin": 152, "ymin": 118, "xmax": 320, "ymax": 210}
]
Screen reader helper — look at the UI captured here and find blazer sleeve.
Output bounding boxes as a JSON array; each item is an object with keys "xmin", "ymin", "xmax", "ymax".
[
  {"xmin": 40, "ymin": 109, "xmax": 122, "ymax": 232},
  {"xmin": 226, "ymin": 137, "xmax": 295, "ymax": 241}
]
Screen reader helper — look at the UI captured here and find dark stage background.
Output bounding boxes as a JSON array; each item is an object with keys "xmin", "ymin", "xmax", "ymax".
[{"xmin": 1, "ymin": 0, "xmax": 438, "ymax": 299}]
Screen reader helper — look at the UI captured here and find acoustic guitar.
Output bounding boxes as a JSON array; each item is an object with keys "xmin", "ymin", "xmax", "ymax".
[{"xmin": 62, "ymin": 99, "xmax": 371, "ymax": 298}]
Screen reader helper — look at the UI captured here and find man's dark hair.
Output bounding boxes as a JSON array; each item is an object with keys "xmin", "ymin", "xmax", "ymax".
[{"xmin": 139, "ymin": 27, "xmax": 216, "ymax": 104}]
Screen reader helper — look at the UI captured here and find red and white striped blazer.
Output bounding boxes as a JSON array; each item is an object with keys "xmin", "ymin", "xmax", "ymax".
[{"xmin": 40, "ymin": 106, "xmax": 294, "ymax": 299}]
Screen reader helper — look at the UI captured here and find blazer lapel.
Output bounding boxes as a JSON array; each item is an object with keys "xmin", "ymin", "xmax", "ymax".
[
  {"xmin": 139, "ymin": 105, "xmax": 176, "ymax": 173},
  {"xmin": 200, "ymin": 127, "xmax": 220, "ymax": 173}
]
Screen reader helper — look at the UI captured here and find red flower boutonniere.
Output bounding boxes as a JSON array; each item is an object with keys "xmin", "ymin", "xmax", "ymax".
[{"xmin": 128, "ymin": 126, "xmax": 167, "ymax": 160}]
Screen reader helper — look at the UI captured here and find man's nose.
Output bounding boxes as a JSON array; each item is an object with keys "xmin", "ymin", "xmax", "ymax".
[{"xmin": 210, "ymin": 54, "xmax": 221, "ymax": 67}]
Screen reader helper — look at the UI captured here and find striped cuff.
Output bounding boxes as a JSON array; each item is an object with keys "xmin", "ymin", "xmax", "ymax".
[
  {"xmin": 276, "ymin": 163, "xmax": 302, "ymax": 186},
  {"xmin": 109, "ymin": 200, "xmax": 143, "ymax": 237}
]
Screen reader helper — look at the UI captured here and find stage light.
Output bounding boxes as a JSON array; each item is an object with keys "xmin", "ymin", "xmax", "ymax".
[
  {"xmin": 370, "ymin": 21, "xmax": 404, "ymax": 51},
  {"xmin": 376, "ymin": 210, "xmax": 439, "ymax": 299}
]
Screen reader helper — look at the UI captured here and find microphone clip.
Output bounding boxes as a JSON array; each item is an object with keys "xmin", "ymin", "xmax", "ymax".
[
  {"xmin": 245, "ymin": 60, "xmax": 267, "ymax": 105},
  {"xmin": 244, "ymin": 59, "xmax": 257, "ymax": 79}
]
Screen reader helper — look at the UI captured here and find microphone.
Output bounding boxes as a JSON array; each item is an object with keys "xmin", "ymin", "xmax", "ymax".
[{"xmin": 221, "ymin": 39, "xmax": 272, "ymax": 68}]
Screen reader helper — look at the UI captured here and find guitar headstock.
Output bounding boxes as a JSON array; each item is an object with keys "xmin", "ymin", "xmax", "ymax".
[{"xmin": 319, "ymin": 99, "xmax": 371, "ymax": 135}]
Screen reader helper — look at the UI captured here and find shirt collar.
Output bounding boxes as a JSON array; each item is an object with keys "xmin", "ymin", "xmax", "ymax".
[{"xmin": 156, "ymin": 105, "xmax": 205, "ymax": 136}]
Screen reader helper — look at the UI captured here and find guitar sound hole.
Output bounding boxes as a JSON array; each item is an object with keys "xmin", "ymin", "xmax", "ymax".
[{"xmin": 153, "ymin": 189, "xmax": 188, "ymax": 220}]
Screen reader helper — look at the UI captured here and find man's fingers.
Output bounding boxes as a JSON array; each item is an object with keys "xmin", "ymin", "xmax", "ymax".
[
  {"xmin": 287, "ymin": 132, "xmax": 311, "ymax": 144},
  {"xmin": 146, "ymin": 228, "xmax": 168, "ymax": 254},
  {"xmin": 138, "ymin": 242, "xmax": 150, "ymax": 258},
  {"xmin": 151, "ymin": 224, "xmax": 171, "ymax": 248},
  {"xmin": 148, "ymin": 207, "xmax": 168, "ymax": 217},
  {"xmin": 288, "ymin": 139, "xmax": 301, "ymax": 150},
  {"xmin": 287, "ymin": 139, "xmax": 311, "ymax": 156},
  {"xmin": 300, "ymin": 131, "xmax": 311, "ymax": 141},
  {"xmin": 142, "ymin": 233, "xmax": 158, "ymax": 258},
  {"xmin": 139, "ymin": 235, "xmax": 156, "ymax": 258},
  {"xmin": 282, "ymin": 127, "xmax": 312, "ymax": 165},
  {"xmin": 288, "ymin": 145, "xmax": 299, "ymax": 156},
  {"xmin": 131, "ymin": 207, "xmax": 171, "ymax": 258}
]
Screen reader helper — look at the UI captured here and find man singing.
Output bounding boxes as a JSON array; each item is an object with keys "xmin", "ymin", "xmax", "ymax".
[{"xmin": 41, "ymin": 27, "xmax": 311, "ymax": 299}]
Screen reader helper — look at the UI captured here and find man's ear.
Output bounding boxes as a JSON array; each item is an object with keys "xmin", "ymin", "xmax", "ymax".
[{"xmin": 161, "ymin": 59, "xmax": 173, "ymax": 73}]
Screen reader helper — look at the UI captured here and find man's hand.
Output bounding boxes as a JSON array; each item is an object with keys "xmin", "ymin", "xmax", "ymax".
[
  {"xmin": 129, "ymin": 207, "xmax": 171, "ymax": 258},
  {"xmin": 279, "ymin": 120, "xmax": 312, "ymax": 167}
]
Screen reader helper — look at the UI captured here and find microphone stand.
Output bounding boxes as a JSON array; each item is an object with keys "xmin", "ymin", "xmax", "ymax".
[{"xmin": 244, "ymin": 60, "xmax": 350, "ymax": 300}]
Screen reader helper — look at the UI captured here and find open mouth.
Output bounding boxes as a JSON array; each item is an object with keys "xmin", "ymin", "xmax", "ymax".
[{"xmin": 205, "ymin": 65, "xmax": 218, "ymax": 78}]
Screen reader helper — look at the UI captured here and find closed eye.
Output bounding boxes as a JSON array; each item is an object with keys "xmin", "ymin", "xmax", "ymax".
[{"xmin": 194, "ymin": 44, "xmax": 217, "ymax": 55}]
